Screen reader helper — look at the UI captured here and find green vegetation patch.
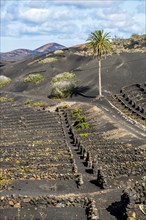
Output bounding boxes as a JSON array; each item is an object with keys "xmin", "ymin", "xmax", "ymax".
[
  {"xmin": 39, "ymin": 57, "xmax": 58, "ymax": 64},
  {"xmin": 75, "ymin": 122, "xmax": 89, "ymax": 130},
  {"xmin": 32, "ymin": 140, "xmax": 54, "ymax": 146},
  {"xmin": 33, "ymin": 102, "xmax": 48, "ymax": 107},
  {"xmin": 0, "ymin": 97, "xmax": 14, "ymax": 102},
  {"xmin": 24, "ymin": 99, "xmax": 33, "ymax": 105},
  {"xmin": 71, "ymin": 108, "xmax": 82, "ymax": 117},
  {"xmin": 24, "ymin": 73, "xmax": 44, "ymax": 84},
  {"xmin": 33, "ymin": 102, "xmax": 41, "ymax": 107},
  {"xmin": 0, "ymin": 179, "xmax": 11, "ymax": 188},
  {"xmin": 0, "ymin": 169, "xmax": 12, "ymax": 189},
  {"xmin": 51, "ymin": 81, "xmax": 75, "ymax": 99},
  {"xmin": 50, "ymin": 72, "xmax": 76, "ymax": 99},
  {"xmin": 0, "ymin": 97, "xmax": 7, "ymax": 102},
  {"xmin": 79, "ymin": 133, "xmax": 89, "ymax": 137},
  {"xmin": 24, "ymin": 100, "xmax": 48, "ymax": 107},
  {"xmin": 59, "ymin": 104, "xmax": 69, "ymax": 109},
  {"xmin": 0, "ymin": 75, "xmax": 11, "ymax": 88},
  {"xmin": 75, "ymin": 67, "xmax": 82, "ymax": 71},
  {"xmin": 8, "ymin": 98, "xmax": 14, "ymax": 102},
  {"xmin": 54, "ymin": 50, "xmax": 64, "ymax": 55},
  {"xmin": 51, "ymin": 72, "xmax": 75, "ymax": 83},
  {"xmin": 71, "ymin": 108, "xmax": 89, "ymax": 130},
  {"xmin": 74, "ymin": 115, "xmax": 86, "ymax": 125}
]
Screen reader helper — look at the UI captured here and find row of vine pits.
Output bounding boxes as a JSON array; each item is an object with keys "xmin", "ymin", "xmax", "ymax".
[{"xmin": 0, "ymin": 99, "xmax": 145, "ymax": 219}]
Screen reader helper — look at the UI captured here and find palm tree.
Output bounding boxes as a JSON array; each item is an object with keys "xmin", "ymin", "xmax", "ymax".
[{"xmin": 87, "ymin": 30, "xmax": 112, "ymax": 97}]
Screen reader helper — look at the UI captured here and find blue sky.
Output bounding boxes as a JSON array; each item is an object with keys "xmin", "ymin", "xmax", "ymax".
[{"xmin": 1, "ymin": 0, "xmax": 145, "ymax": 52}]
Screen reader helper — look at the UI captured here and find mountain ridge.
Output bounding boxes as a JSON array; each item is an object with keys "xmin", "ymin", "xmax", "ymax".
[
  {"xmin": 35, "ymin": 42, "xmax": 65, "ymax": 53},
  {"xmin": 0, "ymin": 43, "xmax": 66, "ymax": 61}
]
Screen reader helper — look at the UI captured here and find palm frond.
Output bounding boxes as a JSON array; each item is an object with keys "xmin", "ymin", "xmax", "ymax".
[{"xmin": 87, "ymin": 30, "xmax": 112, "ymax": 59}]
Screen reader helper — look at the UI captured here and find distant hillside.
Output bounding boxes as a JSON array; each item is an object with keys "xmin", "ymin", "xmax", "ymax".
[
  {"xmin": 35, "ymin": 42, "xmax": 65, "ymax": 53},
  {"xmin": 71, "ymin": 36, "xmax": 146, "ymax": 53},
  {"xmin": 0, "ymin": 44, "xmax": 145, "ymax": 98},
  {"xmin": 0, "ymin": 43, "xmax": 66, "ymax": 62},
  {"xmin": 112, "ymin": 34, "xmax": 146, "ymax": 52},
  {"xmin": 0, "ymin": 49, "xmax": 41, "ymax": 62}
]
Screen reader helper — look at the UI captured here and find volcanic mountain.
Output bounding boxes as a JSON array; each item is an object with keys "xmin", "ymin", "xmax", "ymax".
[
  {"xmin": 0, "ymin": 43, "xmax": 66, "ymax": 61},
  {"xmin": 35, "ymin": 42, "xmax": 65, "ymax": 53}
]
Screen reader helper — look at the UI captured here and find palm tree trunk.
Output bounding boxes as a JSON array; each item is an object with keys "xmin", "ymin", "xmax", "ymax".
[{"xmin": 98, "ymin": 59, "xmax": 102, "ymax": 97}]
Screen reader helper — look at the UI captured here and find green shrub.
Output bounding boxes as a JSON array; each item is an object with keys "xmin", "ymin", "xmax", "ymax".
[
  {"xmin": 24, "ymin": 99, "xmax": 33, "ymax": 105},
  {"xmin": 79, "ymin": 133, "xmax": 89, "ymax": 137},
  {"xmin": 76, "ymin": 122, "xmax": 89, "ymax": 130},
  {"xmin": 51, "ymin": 81, "xmax": 75, "ymax": 98},
  {"xmin": 14, "ymin": 159, "xmax": 21, "ymax": 166},
  {"xmin": 51, "ymin": 81, "xmax": 76, "ymax": 99},
  {"xmin": 54, "ymin": 50, "xmax": 64, "ymax": 54},
  {"xmin": 8, "ymin": 98, "xmax": 14, "ymax": 102},
  {"xmin": 0, "ymin": 97, "xmax": 7, "ymax": 102},
  {"xmin": 39, "ymin": 57, "xmax": 58, "ymax": 64},
  {"xmin": 32, "ymin": 102, "xmax": 48, "ymax": 107},
  {"xmin": 71, "ymin": 108, "xmax": 82, "ymax": 117},
  {"xmin": 39, "ymin": 102, "xmax": 48, "ymax": 108},
  {"xmin": 59, "ymin": 105, "xmax": 69, "ymax": 109},
  {"xmin": 0, "ymin": 179, "xmax": 11, "ymax": 187},
  {"xmin": 0, "ymin": 169, "xmax": 11, "ymax": 188},
  {"xmin": 50, "ymin": 72, "xmax": 76, "ymax": 99},
  {"xmin": 74, "ymin": 115, "xmax": 86, "ymax": 125},
  {"xmin": 32, "ymin": 140, "xmax": 53, "ymax": 146},
  {"xmin": 0, "ymin": 76, "xmax": 11, "ymax": 88},
  {"xmin": 0, "ymin": 80, "xmax": 10, "ymax": 88},
  {"xmin": 0, "ymin": 96, "xmax": 13, "ymax": 102},
  {"xmin": 33, "ymin": 102, "xmax": 41, "ymax": 107},
  {"xmin": 51, "ymin": 72, "xmax": 75, "ymax": 83},
  {"xmin": 73, "ymin": 113, "xmax": 89, "ymax": 130},
  {"xmin": 24, "ymin": 73, "xmax": 44, "ymax": 84},
  {"xmin": 75, "ymin": 67, "xmax": 82, "ymax": 71}
]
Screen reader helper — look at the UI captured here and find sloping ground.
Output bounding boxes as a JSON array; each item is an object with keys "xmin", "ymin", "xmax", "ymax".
[
  {"xmin": 108, "ymin": 82, "xmax": 146, "ymax": 127},
  {"xmin": 0, "ymin": 47, "xmax": 145, "ymax": 219},
  {"xmin": 0, "ymin": 97, "xmax": 145, "ymax": 220},
  {"xmin": 0, "ymin": 49, "xmax": 145, "ymax": 98},
  {"xmin": 61, "ymin": 102, "xmax": 145, "ymax": 185},
  {"xmin": 0, "ymin": 49, "xmax": 41, "ymax": 62},
  {"xmin": 0, "ymin": 99, "xmax": 88, "ymax": 220}
]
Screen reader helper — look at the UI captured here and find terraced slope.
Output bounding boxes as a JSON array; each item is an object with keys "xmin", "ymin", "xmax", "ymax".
[
  {"xmin": 0, "ymin": 100, "xmax": 89, "ymax": 219},
  {"xmin": 61, "ymin": 103, "xmax": 145, "ymax": 185},
  {"xmin": 0, "ymin": 98, "xmax": 145, "ymax": 220},
  {"xmin": 109, "ymin": 82, "xmax": 146, "ymax": 126}
]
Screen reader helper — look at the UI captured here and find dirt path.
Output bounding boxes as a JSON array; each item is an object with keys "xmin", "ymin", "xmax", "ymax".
[{"xmin": 94, "ymin": 98, "xmax": 146, "ymax": 139}]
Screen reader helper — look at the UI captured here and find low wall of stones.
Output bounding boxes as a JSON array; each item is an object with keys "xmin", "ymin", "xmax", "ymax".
[
  {"xmin": 0, "ymin": 101, "xmax": 83, "ymax": 190},
  {"xmin": 60, "ymin": 107, "xmax": 146, "ymax": 189},
  {"xmin": 0, "ymin": 195, "xmax": 88, "ymax": 208},
  {"xmin": 119, "ymin": 83, "xmax": 146, "ymax": 117},
  {"xmin": 0, "ymin": 195, "xmax": 99, "ymax": 220},
  {"xmin": 121, "ymin": 177, "xmax": 146, "ymax": 220}
]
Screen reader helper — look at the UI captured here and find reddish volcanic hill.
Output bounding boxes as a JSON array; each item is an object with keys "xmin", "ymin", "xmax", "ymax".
[
  {"xmin": 35, "ymin": 42, "xmax": 66, "ymax": 53},
  {"xmin": 71, "ymin": 43, "xmax": 88, "ymax": 50}
]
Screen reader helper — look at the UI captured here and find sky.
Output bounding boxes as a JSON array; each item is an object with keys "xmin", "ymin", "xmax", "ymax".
[{"xmin": 1, "ymin": 0, "xmax": 146, "ymax": 52}]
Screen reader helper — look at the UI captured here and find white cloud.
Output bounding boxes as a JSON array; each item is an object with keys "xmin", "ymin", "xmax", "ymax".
[
  {"xmin": 52, "ymin": 0, "xmax": 115, "ymax": 8},
  {"xmin": 19, "ymin": 8, "xmax": 50, "ymax": 23},
  {"xmin": 1, "ymin": 0, "xmax": 145, "ymax": 51}
]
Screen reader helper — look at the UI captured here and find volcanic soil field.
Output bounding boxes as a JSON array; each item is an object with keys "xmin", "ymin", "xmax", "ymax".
[{"xmin": 0, "ymin": 47, "xmax": 146, "ymax": 220}]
